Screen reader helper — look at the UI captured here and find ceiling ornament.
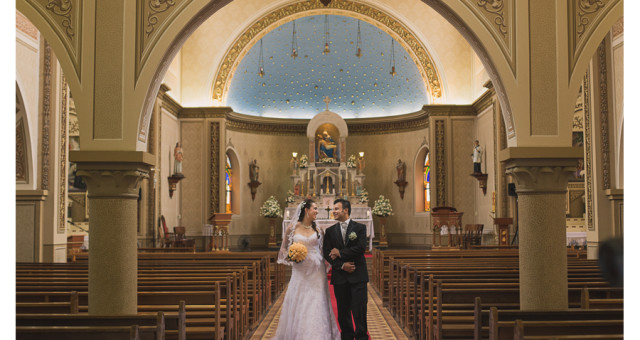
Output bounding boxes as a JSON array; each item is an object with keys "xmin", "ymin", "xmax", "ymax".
[
  {"xmin": 320, "ymin": 0, "xmax": 332, "ymax": 6},
  {"xmin": 258, "ymin": 39, "xmax": 265, "ymax": 78},
  {"xmin": 211, "ymin": 0, "xmax": 443, "ymax": 104},
  {"xmin": 355, "ymin": 20, "xmax": 362, "ymax": 58},
  {"xmin": 291, "ymin": 20, "xmax": 299, "ymax": 58},
  {"xmin": 323, "ymin": 14, "xmax": 330, "ymax": 54},
  {"xmin": 389, "ymin": 38, "xmax": 397, "ymax": 77}
]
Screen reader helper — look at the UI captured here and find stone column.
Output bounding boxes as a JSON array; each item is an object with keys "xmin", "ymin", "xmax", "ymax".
[
  {"xmin": 505, "ymin": 163, "xmax": 576, "ymax": 310},
  {"xmin": 73, "ymin": 151, "xmax": 152, "ymax": 315}
]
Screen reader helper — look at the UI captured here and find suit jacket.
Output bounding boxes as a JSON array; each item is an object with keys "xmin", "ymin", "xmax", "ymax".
[{"xmin": 323, "ymin": 220, "xmax": 369, "ymax": 285}]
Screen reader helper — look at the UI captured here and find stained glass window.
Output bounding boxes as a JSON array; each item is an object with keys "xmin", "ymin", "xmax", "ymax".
[
  {"xmin": 424, "ymin": 153, "xmax": 430, "ymax": 212},
  {"xmin": 225, "ymin": 154, "xmax": 232, "ymax": 213}
]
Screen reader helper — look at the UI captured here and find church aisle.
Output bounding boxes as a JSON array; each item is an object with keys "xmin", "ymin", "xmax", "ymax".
[{"xmin": 249, "ymin": 283, "xmax": 407, "ymax": 340}]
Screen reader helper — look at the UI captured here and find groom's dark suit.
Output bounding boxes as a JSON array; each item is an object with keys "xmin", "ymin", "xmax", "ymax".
[{"xmin": 323, "ymin": 219, "xmax": 369, "ymax": 340}]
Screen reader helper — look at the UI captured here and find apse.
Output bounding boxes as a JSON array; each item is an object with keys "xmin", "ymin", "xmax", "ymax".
[{"xmin": 225, "ymin": 15, "xmax": 429, "ymax": 119}]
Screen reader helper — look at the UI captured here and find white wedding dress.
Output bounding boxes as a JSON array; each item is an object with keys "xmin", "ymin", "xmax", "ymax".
[{"xmin": 273, "ymin": 231, "xmax": 341, "ymax": 340}]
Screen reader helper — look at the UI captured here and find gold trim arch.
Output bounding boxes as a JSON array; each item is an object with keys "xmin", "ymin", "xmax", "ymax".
[{"xmin": 211, "ymin": 0, "xmax": 444, "ymax": 105}]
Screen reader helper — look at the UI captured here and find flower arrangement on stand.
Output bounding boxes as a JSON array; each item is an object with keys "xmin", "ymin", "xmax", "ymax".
[
  {"xmin": 372, "ymin": 195, "xmax": 392, "ymax": 247},
  {"xmin": 285, "ymin": 190, "xmax": 295, "ymax": 205},
  {"xmin": 260, "ymin": 196, "xmax": 283, "ymax": 249},
  {"xmin": 299, "ymin": 154, "xmax": 309, "ymax": 168},
  {"xmin": 346, "ymin": 154, "xmax": 357, "ymax": 168},
  {"xmin": 359, "ymin": 187, "xmax": 369, "ymax": 204}
]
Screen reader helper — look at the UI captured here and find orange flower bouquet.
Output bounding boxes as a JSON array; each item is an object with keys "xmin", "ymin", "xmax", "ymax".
[{"xmin": 287, "ymin": 242, "xmax": 308, "ymax": 263}]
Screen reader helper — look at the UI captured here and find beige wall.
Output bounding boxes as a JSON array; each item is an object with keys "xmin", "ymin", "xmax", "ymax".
[
  {"xmin": 164, "ymin": 50, "xmax": 182, "ymax": 103},
  {"xmin": 178, "ymin": 0, "xmax": 478, "ymax": 107},
  {"xmin": 160, "ymin": 109, "xmax": 181, "ymax": 230},
  {"xmin": 611, "ymin": 33, "xmax": 623, "ymax": 189},
  {"xmin": 16, "ymin": 13, "xmax": 41, "ymax": 190}
]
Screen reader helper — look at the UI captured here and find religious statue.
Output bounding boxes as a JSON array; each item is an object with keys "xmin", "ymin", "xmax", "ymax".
[
  {"xmin": 174, "ymin": 142, "xmax": 183, "ymax": 174},
  {"xmin": 249, "ymin": 159, "xmax": 260, "ymax": 182},
  {"xmin": 357, "ymin": 154, "xmax": 365, "ymax": 174},
  {"xmin": 396, "ymin": 159, "xmax": 406, "ymax": 182},
  {"xmin": 317, "ymin": 130, "xmax": 338, "ymax": 160},
  {"xmin": 472, "ymin": 140, "xmax": 482, "ymax": 174},
  {"xmin": 289, "ymin": 155, "xmax": 298, "ymax": 175},
  {"xmin": 294, "ymin": 181, "xmax": 301, "ymax": 195}
]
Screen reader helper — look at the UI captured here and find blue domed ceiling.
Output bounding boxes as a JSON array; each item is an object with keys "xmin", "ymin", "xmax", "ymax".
[{"xmin": 225, "ymin": 15, "xmax": 429, "ymax": 119}]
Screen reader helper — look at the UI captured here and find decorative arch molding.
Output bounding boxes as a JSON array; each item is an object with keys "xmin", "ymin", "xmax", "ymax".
[
  {"xmin": 211, "ymin": 0, "xmax": 445, "ymax": 105},
  {"xmin": 16, "ymin": 84, "xmax": 31, "ymax": 184},
  {"xmin": 306, "ymin": 111, "xmax": 349, "ymax": 139},
  {"xmin": 18, "ymin": 1, "xmax": 83, "ymax": 83}
]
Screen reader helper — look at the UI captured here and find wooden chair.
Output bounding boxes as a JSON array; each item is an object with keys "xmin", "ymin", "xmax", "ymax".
[
  {"xmin": 159, "ymin": 216, "xmax": 174, "ymax": 248},
  {"xmin": 463, "ymin": 224, "xmax": 483, "ymax": 248},
  {"xmin": 173, "ymin": 226, "xmax": 195, "ymax": 248}
]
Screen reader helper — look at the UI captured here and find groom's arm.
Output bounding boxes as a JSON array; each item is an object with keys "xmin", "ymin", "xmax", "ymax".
[
  {"xmin": 323, "ymin": 229, "xmax": 344, "ymax": 270},
  {"xmin": 339, "ymin": 224, "xmax": 367, "ymax": 260}
]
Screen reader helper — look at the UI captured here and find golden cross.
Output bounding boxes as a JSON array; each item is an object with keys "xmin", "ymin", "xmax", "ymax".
[{"xmin": 323, "ymin": 96, "xmax": 331, "ymax": 111}]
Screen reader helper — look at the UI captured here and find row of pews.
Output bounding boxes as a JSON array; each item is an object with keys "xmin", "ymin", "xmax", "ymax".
[
  {"xmin": 371, "ymin": 248, "xmax": 623, "ymax": 340},
  {"xmin": 16, "ymin": 251, "xmax": 287, "ymax": 340}
]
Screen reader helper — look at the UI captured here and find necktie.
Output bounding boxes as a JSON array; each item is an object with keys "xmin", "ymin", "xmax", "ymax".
[{"xmin": 341, "ymin": 222, "xmax": 348, "ymax": 243}]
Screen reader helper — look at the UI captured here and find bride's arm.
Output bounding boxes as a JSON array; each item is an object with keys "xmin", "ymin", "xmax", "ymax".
[{"xmin": 277, "ymin": 223, "xmax": 297, "ymax": 265}]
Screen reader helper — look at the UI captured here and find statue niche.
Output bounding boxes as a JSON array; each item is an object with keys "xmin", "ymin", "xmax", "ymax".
[{"xmin": 315, "ymin": 124, "xmax": 340, "ymax": 162}]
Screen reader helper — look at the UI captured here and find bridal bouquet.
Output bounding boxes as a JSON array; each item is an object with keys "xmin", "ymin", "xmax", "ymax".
[{"xmin": 287, "ymin": 242, "xmax": 308, "ymax": 263}]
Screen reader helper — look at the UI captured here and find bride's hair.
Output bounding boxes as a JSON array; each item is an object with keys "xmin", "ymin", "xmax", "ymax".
[{"xmin": 297, "ymin": 198, "xmax": 320, "ymax": 239}]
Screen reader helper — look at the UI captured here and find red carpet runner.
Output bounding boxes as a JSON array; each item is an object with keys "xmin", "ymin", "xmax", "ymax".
[{"xmin": 327, "ymin": 254, "xmax": 372, "ymax": 339}]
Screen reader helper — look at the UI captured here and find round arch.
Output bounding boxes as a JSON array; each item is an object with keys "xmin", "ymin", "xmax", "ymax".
[
  {"xmin": 16, "ymin": 82, "xmax": 34, "ymax": 187},
  {"xmin": 413, "ymin": 142, "xmax": 430, "ymax": 213},
  {"xmin": 225, "ymin": 146, "xmax": 242, "ymax": 214}
]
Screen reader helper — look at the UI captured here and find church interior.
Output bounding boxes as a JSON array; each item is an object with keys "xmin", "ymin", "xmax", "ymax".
[{"xmin": 15, "ymin": 0, "xmax": 625, "ymax": 338}]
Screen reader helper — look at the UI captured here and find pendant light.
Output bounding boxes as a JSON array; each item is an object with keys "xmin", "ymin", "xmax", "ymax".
[
  {"xmin": 355, "ymin": 20, "xmax": 362, "ymax": 58},
  {"xmin": 258, "ymin": 39, "xmax": 265, "ymax": 78},
  {"xmin": 323, "ymin": 15, "xmax": 330, "ymax": 55},
  {"xmin": 291, "ymin": 20, "xmax": 298, "ymax": 59},
  {"xmin": 389, "ymin": 38, "xmax": 396, "ymax": 77}
]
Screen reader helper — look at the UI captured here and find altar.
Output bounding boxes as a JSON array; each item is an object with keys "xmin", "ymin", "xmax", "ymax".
[
  {"xmin": 283, "ymin": 204, "xmax": 374, "ymax": 250},
  {"xmin": 281, "ymin": 101, "xmax": 375, "ymax": 250}
]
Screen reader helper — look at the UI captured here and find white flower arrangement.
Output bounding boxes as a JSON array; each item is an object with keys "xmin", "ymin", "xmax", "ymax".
[
  {"xmin": 359, "ymin": 187, "xmax": 369, "ymax": 203},
  {"xmin": 285, "ymin": 190, "xmax": 295, "ymax": 204},
  {"xmin": 319, "ymin": 157, "xmax": 336, "ymax": 164},
  {"xmin": 372, "ymin": 195, "xmax": 393, "ymax": 217},
  {"xmin": 299, "ymin": 154, "xmax": 309, "ymax": 168},
  {"xmin": 259, "ymin": 196, "xmax": 283, "ymax": 218},
  {"xmin": 346, "ymin": 154, "xmax": 357, "ymax": 168}
]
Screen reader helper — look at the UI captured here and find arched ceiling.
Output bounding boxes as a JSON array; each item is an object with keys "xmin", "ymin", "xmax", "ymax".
[{"xmin": 226, "ymin": 15, "xmax": 428, "ymax": 118}]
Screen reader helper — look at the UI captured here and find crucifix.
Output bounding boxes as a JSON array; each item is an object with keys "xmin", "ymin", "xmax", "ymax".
[
  {"xmin": 325, "ymin": 205, "xmax": 332, "ymax": 219},
  {"xmin": 323, "ymin": 96, "xmax": 331, "ymax": 111}
]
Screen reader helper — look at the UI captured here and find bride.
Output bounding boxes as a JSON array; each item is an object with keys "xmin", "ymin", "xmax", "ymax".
[{"xmin": 273, "ymin": 199, "xmax": 340, "ymax": 340}]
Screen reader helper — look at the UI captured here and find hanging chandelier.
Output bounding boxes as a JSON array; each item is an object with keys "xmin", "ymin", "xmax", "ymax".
[
  {"xmin": 355, "ymin": 20, "xmax": 362, "ymax": 58},
  {"xmin": 258, "ymin": 39, "xmax": 265, "ymax": 78},
  {"xmin": 323, "ymin": 15, "xmax": 330, "ymax": 54},
  {"xmin": 291, "ymin": 20, "xmax": 299, "ymax": 59},
  {"xmin": 389, "ymin": 38, "xmax": 397, "ymax": 77}
]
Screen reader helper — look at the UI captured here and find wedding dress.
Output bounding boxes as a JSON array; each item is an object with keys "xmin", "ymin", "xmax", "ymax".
[{"xmin": 273, "ymin": 226, "xmax": 340, "ymax": 340}]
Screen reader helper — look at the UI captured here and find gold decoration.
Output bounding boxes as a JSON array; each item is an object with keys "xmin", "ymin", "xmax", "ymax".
[
  {"xmin": 210, "ymin": 122, "xmax": 220, "ymax": 216},
  {"xmin": 58, "ymin": 76, "xmax": 68, "ymax": 233},
  {"xmin": 583, "ymin": 70, "xmax": 594, "ymax": 231},
  {"xmin": 597, "ymin": 40, "xmax": 610, "ymax": 190},
  {"xmin": 45, "ymin": 0, "xmax": 74, "ymax": 39},
  {"xmin": 16, "ymin": 120, "xmax": 27, "ymax": 182},
  {"xmin": 212, "ymin": 0, "xmax": 443, "ymax": 103},
  {"xmin": 435, "ymin": 120, "xmax": 446, "ymax": 206},
  {"xmin": 41, "ymin": 41, "xmax": 52, "ymax": 190}
]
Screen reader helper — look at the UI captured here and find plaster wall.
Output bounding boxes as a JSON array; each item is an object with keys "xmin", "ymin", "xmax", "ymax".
[
  {"xmin": 160, "ymin": 109, "xmax": 180, "ymax": 230},
  {"xmin": 611, "ymin": 34, "xmax": 623, "ymax": 188},
  {"xmin": 16, "ymin": 14, "xmax": 40, "ymax": 190},
  {"xmin": 179, "ymin": 0, "xmax": 477, "ymax": 107},
  {"xmin": 163, "ymin": 50, "xmax": 182, "ymax": 103},
  {"xmin": 16, "ymin": 203, "xmax": 37, "ymax": 262},
  {"xmin": 450, "ymin": 118, "xmax": 476, "ymax": 226}
]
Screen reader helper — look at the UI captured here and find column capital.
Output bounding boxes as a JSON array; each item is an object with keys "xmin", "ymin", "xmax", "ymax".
[
  {"xmin": 506, "ymin": 166, "xmax": 575, "ymax": 194},
  {"xmin": 72, "ymin": 151, "xmax": 153, "ymax": 199}
]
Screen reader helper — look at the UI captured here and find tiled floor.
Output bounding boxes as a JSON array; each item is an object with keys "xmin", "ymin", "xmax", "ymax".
[{"xmin": 249, "ymin": 283, "xmax": 408, "ymax": 340}]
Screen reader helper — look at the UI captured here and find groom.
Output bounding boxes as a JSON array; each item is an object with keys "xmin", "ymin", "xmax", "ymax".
[{"xmin": 323, "ymin": 198, "xmax": 369, "ymax": 340}]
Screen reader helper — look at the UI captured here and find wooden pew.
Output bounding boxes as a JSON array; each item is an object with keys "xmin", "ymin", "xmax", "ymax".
[
  {"xmin": 16, "ymin": 311, "xmax": 168, "ymax": 340},
  {"xmin": 512, "ymin": 319, "xmax": 623, "ymax": 340},
  {"xmin": 479, "ymin": 306, "xmax": 624, "ymax": 340},
  {"xmin": 16, "ymin": 324, "xmax": 145, "ymax": 340}
]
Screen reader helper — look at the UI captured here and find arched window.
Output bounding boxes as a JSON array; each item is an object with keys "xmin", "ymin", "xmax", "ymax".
[
  {"xmin": 423, "ymin": 153, "xmax": 431, "ymax": 212},
  {"xmin": 225, "ymin": 155, "xmax": 232, "ymax": 213}
]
